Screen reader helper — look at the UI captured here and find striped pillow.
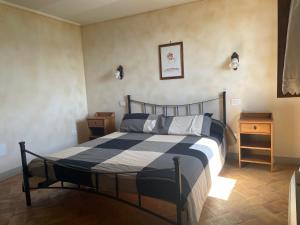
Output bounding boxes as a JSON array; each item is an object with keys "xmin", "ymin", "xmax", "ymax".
[
  {"xmin": 120, "ymin": 113, "xmax": 161, "ymax": 133},
  {"xmin": 160, "ymin": 115, "xmax": 212, "ymax": 136}
]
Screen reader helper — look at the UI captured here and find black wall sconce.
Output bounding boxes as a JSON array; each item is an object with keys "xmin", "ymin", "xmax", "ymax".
[
  {"xmin": 114, "ymin": 65, "xmax": 124, "ymax": 80},
  {"xmin": 230, "ymin": 52, "xmax": 239, "ymax": 70}
]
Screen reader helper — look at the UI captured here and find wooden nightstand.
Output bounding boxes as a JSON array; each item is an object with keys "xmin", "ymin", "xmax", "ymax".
[
  {"xmin": 238, "ymin": 113, "xmax": 274, "ymax": 171},
  {"xmin": 87, "ymin": 112, "xmax": 115, "ymax": 140}
]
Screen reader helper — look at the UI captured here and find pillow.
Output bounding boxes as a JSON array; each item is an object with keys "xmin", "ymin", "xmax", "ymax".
[
  {"xmin": 160, "ymin": 114, "xmax": 212, "ymax": 136},
  {"xmin": 210, "ymin": 119, "xmax": 226, "ymax": 143},
  {"xmin": 120, "ymin": 113, "xmax": 212, "ymax": 137},
  {"xmin": 204, "ymin": 113, "xmax": 213, "ymax": 117},
  {"xmin": 120, "ymin": 113, "xmax": 161, "ymax": 133}
]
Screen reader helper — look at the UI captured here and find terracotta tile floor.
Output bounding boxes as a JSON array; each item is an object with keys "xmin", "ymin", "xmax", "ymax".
[{"xmin": 0, "ymin": 161, "xmax": 296, "ymax": 225}]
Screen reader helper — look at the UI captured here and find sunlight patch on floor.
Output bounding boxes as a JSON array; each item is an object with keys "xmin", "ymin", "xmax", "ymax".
[{"xmin": 208, "ymin": 176, "xmax": 236, "ymax": 201}]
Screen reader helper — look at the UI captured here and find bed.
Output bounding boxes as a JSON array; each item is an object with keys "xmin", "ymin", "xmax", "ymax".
[{"xmin": 19, "ymin": 92, "xmax": 227, "ymax": 225}]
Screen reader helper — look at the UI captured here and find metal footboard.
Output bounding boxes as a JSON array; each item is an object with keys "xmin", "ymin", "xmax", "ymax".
[{"xmin": 19, "ymin": 142, "xmax": 183, "ymax": 225}]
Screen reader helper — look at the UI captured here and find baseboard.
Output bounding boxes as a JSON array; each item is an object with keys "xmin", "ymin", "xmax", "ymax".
[
  {"xmin": 227, "ymin": 152, "xmax": 300, "ymax": 165},
  {"xmin": 0, "ymin": 166, "xmax": 21, "ymax": 182}
]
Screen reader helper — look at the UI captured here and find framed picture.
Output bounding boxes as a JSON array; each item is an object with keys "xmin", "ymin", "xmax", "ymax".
[{"xmin": 159, "ymin": 42, "xmax": 184, "ymax": 80}]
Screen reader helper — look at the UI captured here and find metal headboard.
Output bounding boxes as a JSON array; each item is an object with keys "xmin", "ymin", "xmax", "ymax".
[{"xmin": 127, "ymin": 91, "xmax": 226, "ymax": 125}]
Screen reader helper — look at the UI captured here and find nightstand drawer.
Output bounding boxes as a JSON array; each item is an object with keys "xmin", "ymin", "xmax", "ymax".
[
  {"xmin": 240, "ymin": 123, "xmax": 271, "ymax": 134},
  {"xmin": 88, "ymin": 119, "xmax": 104, "ymax": 127}
]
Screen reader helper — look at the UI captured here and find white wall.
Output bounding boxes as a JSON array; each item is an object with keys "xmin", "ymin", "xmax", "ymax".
[
  {"xmin": 81, "ymin": 0, "xmax": 300, "ymax": 159},
  {"xmin": 0, "ymin": 3, "xmax": 89, "ymax": 175}
]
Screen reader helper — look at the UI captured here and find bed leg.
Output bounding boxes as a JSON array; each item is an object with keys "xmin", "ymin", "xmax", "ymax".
[
  {"xmin": 173, "ymin": 157, "xmax": 182, "ymax": 225},
  {"xmin": 19, "ymin": 142, "xmax": 31, "ymax": 206}
]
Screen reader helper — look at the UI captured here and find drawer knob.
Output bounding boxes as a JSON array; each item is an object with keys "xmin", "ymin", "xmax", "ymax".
[{"xmin": 253, "ymin": 125, "xmax": 257, "ymax": 130}]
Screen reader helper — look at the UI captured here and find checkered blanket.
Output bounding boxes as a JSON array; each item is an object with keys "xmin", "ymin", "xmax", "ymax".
[{"xmin": 28, "ymin": 132, "xmax": 226, "ymax": 225}]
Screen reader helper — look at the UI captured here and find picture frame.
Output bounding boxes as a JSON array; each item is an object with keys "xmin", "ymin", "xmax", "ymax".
[{"xmin": 159, "ymin": 42, "xmax": 184, "ymax": 80}]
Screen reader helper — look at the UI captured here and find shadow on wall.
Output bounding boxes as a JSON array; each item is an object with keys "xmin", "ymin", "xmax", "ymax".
[
  {"xmin": 226, "ymin": 112, "xmax": 241, "ymax": 153},
  {"xmin": 99, "ymin": 69, "xmax": 115, "ymax": 83},
  {"xmin": 76, "ymin": 120, "xmax": 90, "ymax": 144},
  {"xmin": 220, "ymin": 56, "xmax": 231, "ymax": 70},
  {"xmin": 226, "ymin": 128, "xmax": 237, "ymax": 149}
]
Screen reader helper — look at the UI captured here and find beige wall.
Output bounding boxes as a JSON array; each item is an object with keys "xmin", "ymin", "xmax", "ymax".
[
  {"xmin": 0, "ymin": 4, "xmax": 89, "ymax": 174},
  {"xmin": 1, "ymin": 0, "xmax": 299, "ymax": 177},
  {"xmin": 82, "ymin": 0, "xmax": 300, "ymax": 159}
]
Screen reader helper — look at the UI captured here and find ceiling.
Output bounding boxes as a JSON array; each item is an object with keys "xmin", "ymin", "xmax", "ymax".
[{"xmin": 3, "ymin": 0, "xmax": 198, "ymax": 25}]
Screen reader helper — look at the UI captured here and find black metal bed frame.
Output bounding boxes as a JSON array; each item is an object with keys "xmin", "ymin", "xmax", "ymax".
[
  {"xmin": 19, "ymin": 91, "xmax": 226, "ymax": 225},
  {"xmin": 127, "ymin": 91, "xmax": 226, "ymax": 125}
]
